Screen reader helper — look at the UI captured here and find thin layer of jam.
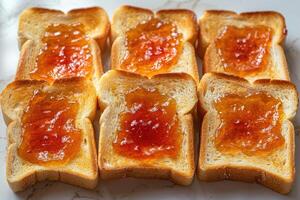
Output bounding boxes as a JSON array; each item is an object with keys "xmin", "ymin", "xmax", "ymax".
[
  {"xmin": 18, "ymin": 90, "xmax": 82, "ymax": 166},
  {"xmin": 215, "ymin": 25, "xmax": 273, "ymax": 76},
  {"xmin": 120, "ymin": 18, "xmax": 184, "ymax": 77},
  {"xmin": 113, "ymin": 87, "xmax": 181, "ymax": 159},
  {"xmin": 31, "ymin": 23, "xmax": 93, "ymax": 82},
  {"xmin": 214, "ymin": 92, "xmax": 284, "ymax": 156}
]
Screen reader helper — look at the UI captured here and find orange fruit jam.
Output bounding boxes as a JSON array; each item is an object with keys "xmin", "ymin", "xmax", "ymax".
[
  {"xmin": 215, "ymin": 25, "xmax": 273, "ymax": 76},
  {"xmin": 120, "ymin": 18, "xmax": 183, "ymax": 77},
  {"xmin": 18, "ymin": 90, "xmax": 82, "ymax": 166},
  {"xmin": 214, "ymin": 92, "xmax": 284, "ymax": 156},
  {"xmin": 113, "ymin": 87, "xmax": 181, "ymax": 159},
  {"xmin": 31, "ymin": 23, "xmax": 93, "ymax": 82}
]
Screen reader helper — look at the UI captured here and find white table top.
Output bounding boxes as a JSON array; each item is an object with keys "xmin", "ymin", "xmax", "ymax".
[{"xmin": 0, "ymin": 0, "xmax": 299, "ymax": 199}]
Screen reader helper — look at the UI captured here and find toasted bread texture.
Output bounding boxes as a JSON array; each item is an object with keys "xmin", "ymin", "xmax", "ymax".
[
  {"xmin": 97, "ymin": 70, "xmax": 198, "ymax": 185},
  {"xmin": 1, "ymin": 78, "xmax": 98, "ymax": 192},
  {"xmin": 198, "ymin": 72, "xmax": 298, "ymax": 194},
  {"xmin": 111, "ymin": 5, "xmax": 199, "ymax": 81},
  {"xmin": 16, "ymin": 7, "xmax": 110, "ymax": 84},
  {"xmin": 199, "ymin": 10, "xmax": 289, "ymax": 81}
]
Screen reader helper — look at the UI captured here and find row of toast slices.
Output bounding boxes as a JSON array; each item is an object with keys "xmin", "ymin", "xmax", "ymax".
[{"xmin": 0, "ymin": 5, "xmax": 298, "ymax": 194}]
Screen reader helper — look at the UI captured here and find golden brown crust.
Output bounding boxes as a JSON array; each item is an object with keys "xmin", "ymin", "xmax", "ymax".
[
  {"xmin": 67, "ymin": 7, "xmax": 110, "ymax": 51},
  {"xmin": 111, "ymin": 6, "xmax": 199, "ymax": 81},
  {"xmin": 15, "ymin": 40, "xmax": 37, "ymax": 80},
  {"xmin": 111, "ymin": 5, "xmax": 153, "ymax": 42},
  {"xmin": 100, "ymin": 167, "xmax": 193, "ymax": 186},
  {"xmin": 17, "ymin": 7, "xmax": 109, "ymax": 83},
  {"xmin": 186, "ymin": 43, "xmax": 200, "ymax": 82},
  {"xmin": 110, "ymin": 37, "xmax": 122, "ymax": 71},
  {"xmin": 199, "ymin": 10, "xmax": 287, "ymax": 54},
  {"xmin": 4, "ymin": 77, "xmax": 92, "ymax": 91},
  {"xmin": 15, "ymin": 32, "xmax": 104, "ymax": 82},
  {"xmin": 18, "ymin": 7, "xmax": 110, "ymax": 50},
  {"xmin": 112, "ymin": 5, "xmax": 198, "ymax": 43},
  {"xmin": 1, "ymin": 78, "xmax": 98, "ymax": 192},
  {"xmin": 198, "ymin": 114, "xmax": 294, "ymax": 194},
  {"xmin": 240, "ymin": 11, "xmax": 287, "ymax": 43},
  {"xmin": 201, "ymin": 10, "xmax": 236, "ymax": 15},
  {"xmin": 7, "ymin": 121, "xmax": 98, "ymax": 192},
  {"xmin": 156, "ymin": 9, "xmax": 198, "ymax": 45},
  {"xmin": 198, "ymin": 10, "xmax": 288, "ymax": 81},
  {"xmin": 203, "ymin": 43, "xmax": 290, "ymax": 81},
  {"xmin": 104, "ymin": 69, "xmax": 197, "ymax": 86},
  {"xmin": 111, "ymin": 40, "xmax": 199, "ymax": 82},
  {"xmin": 274, "ymin": 45, "xmax": 290, "ymax": 80},
  {"xmin": 197, "ymin": 72, "xmax": 298, "ymax": 194},
  {"xmin": 97, "ymin": 70, "xmax": 197, "ymax": 185},
  {"xmin": 202, "ymin": 44, "xmax": 213, "ymax": 74},
  {"xmin": 117, "ymin": 5, "xmax": 153, "ymax": 15},
  {"xmin": 68, "ymin": 6, "xmax": 106, "ymax": 14},
  {"xmin": 201, "ymin": 72, "xmax": 296, "ymax": 88},
  {"xmin": 184, "ymin": 114, "xmax": 195, "ymax": 184},
  {"xmin": 26, "ymin": 7, "xmax": 64, "ymax": 14},
  {"xmin": 200, "ymin": 72, "xmax": 296, "ymax": 96},
  {"xmin": 198, "ymin": 72, "xmax": 298, "ymax": 118}
]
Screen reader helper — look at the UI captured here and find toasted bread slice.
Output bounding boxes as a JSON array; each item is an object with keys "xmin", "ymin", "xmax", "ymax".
[
  {"xmin": 97, "ymin": 70, "xmax": 198, "ymax": 185},
  {"xmin": 111, "ymin": 5, "xmax": 199, "ymax": 81},
  {"xmin": 1, "ymin": 78, "xmax": 98, "ymax": 191},
  {"xmin": 199, "ymin": 10, "xmax": 289, "ymax": 81},
  {"xmin": 198, "ymin": 72, "xmax": 298, "ymax": 194},
  {"xmin": 16, "ymin": 7, "xmax": 110, "ymax": 84}
]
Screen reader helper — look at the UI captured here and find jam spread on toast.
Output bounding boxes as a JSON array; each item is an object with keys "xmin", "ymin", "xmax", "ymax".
[
  {"xmin": 215, "ymin": 26, "xmax": 273, "ymax": 76},
  {"xmin": 32, "ymin": 23, "xmax": 93, "ymax": 82},
  {"xmin": 120, "ymin": 18, "xmax": 183, "ymax": 77},
  {"xmin": 18, "ymin": 90, "xmax": 82, "ymax": 166},
  {"xmin": 113, "ymin": 87, "xmax": 181, "ymax": 159},
  {"xmin": 214, "ymin": 92, "xmax": 284, "ymax": 155}
]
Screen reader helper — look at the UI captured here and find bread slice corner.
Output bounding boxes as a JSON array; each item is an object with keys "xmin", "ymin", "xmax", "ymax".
[
  {"xmin": 18, "ymin": 7, "xmax": 110, "ymax": 50},
  {"xmin": 198, "ymin": 10, "xmax": 289, "ymax": 81},
  {"xmin": 198, "ymin": 10, "xmax": 286, "ymax": 57},
  {"xmin": 197, "ymin": 72, "xmax": 298, "ymax": 194},
  {"xmin": 97, "ymin": 70, "xmax": 198, "ymax": 185},
  {"xmin": 1, "ymin": 78, "xmax": 98, "ymax": 191},
  {"xmin": 111, "ymin": 6, "xmax": 199, "ymax": 82},
  {"xmin": 16, "ymin": 7, "xmax": 110, "ymax": 83}
]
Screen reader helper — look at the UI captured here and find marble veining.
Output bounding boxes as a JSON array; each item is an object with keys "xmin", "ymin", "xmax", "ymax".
[{"xmin": 0, "ymin": 0, "xmax": 299, "ymax": 200}]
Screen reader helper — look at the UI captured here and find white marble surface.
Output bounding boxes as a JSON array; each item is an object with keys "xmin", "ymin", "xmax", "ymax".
[{"xmin": 0, "ymin": 0, "xmax": 299, "ymax": 199}]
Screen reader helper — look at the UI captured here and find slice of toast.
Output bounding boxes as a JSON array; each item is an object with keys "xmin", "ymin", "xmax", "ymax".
[
  {"xmin": 97, "ymin": 70, "xmax": 198, "ymax": 185},
  {"xmin": 198, "ymin": 72, "xmax": 298, "ymax": 194},
  {"xmin": 199, "ymin": 10, "xmax": 289, "ymax": 81},
  {"xmin": 1, "ymin": 78, "xmax": 98, "ymax": 191},
  {"xmin": 16, "ymin": 7, "xmax": 110, "ymax": 84},
  {"xmin": 111, "ymin": 5, "xmax": 199, "ymax": 81}
]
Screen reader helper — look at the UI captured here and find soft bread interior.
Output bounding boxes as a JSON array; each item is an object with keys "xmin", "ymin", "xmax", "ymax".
[
  {"xmin": 18, "ymin": 7, "xmax": 109, "ymax": 49},
  {"xmin": 1, "ymin": 79, "xmax": 98, "ymax": 191},
  {"xmin": 199, "ymin": 73, "xmax": 297, "ymax": 181},
  {"xmin": 111, "ymin": 6, "xmax": 199, "ymax": 81},
  {"xmin": 98, "ymin": 70, "xmax": 198, "ymax": 183},
  {"xmin": 204, "ymin": 43, "xmax": 290, "ymax": 81},
  {"xmin": 200, "ymin": 11, "xmax": 286, "ymax": 52},
  {"xmin": 111, "ymin": 38, "xmax": 198, "ymax": 80},
  {"xmin": 16, "ymin": 7, "xmax": 109, "ymax": 83},
  {"xmin": 16, "ymin": 39, "xmax": 103, "ymax": 89},
  {"xmin": 200, "ymin": 11, "xmax": 289, "ymax": 81},
  {"xmin": 111, "ymin": 6, "xmax": 197, "ymax": 43}
]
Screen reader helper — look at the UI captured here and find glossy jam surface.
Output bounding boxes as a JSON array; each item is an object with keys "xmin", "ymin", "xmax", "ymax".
[
  {"xmin": 18, "ymin": 90, "xmax": 82, "ymax": 166},
  {"xmin": 120, "ymin": 18, "xmax": 183, "ymax": 77},
  {"xmin": 215, "ymin": 26, "xmax": 273, "ymax": 76},
  {"xmin": 32, "ymin": 23, "xmax": 93, "ymax": 82},
  {"xmin": 113, "ymin": 88, "xmax": 181, "ymax": 159},
  {"xmin": 214, "ymin": 92, "xmax": 284, "ymax": 156}
]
